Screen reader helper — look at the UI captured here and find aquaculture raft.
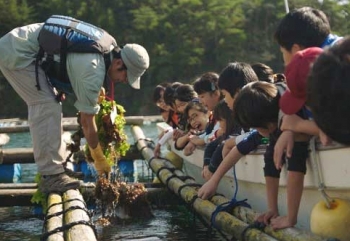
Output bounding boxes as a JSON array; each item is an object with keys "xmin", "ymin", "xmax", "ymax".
[{"xmin": 131, "ymin": 125, "xmax": 336, "ymax": 241}]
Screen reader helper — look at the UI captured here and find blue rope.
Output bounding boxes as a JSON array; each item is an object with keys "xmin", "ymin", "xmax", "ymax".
[{"xmin": 210, "ymin": 166, "xmax": 251, "ymax": 229}]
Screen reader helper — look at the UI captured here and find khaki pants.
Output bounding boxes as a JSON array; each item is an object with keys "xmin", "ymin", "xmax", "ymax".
[{"xmin": 0, "ymin": 63, "xmax": 66, "ymax": 175}]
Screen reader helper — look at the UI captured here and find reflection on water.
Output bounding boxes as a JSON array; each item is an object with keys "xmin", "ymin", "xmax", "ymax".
[
  {"xmin": 95, "ymin": 206, "xmax": 227, "ymax": 241},
  {"xmin": 0, "ymin": 206, "xmax": 42, "ymax": 241}
]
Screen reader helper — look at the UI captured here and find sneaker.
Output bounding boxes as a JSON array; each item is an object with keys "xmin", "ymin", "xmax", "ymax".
[
  {"xmin": 39, "ymin": 173, "xmax": 81, "ymax": 194},
  {"xmin": 64, "ymin": 167, "xmax": 84, "ymax": 180}
]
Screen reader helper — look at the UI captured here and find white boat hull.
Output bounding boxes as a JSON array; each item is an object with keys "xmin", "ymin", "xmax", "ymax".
[{"xmin": 158, "ymin": 123, "xmax": 350, "ymax": 230}]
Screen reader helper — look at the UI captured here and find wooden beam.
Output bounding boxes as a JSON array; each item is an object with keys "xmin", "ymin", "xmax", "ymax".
[
  {"xmin": 1, "ymin": 148, "xmax": 34, "ymax": 164},
  {"xmin": 0, "ymin": 115, "xmax": 163, "ymax": 133},
  {"xmin": 1, "ymin": 147, "xmax": 142, "ymax": 164}
]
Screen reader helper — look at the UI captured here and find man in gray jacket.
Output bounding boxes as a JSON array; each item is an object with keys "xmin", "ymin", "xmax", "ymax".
[{"xmin": 0, "ymin": 19, "xmax": 150, "ymax": 194}]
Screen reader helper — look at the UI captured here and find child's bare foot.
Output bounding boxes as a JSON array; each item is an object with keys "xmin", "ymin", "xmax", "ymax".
[
  {"xmin": 255, "ymin": 210, "xmax": 278, "ymax": 225},
  {"xmin": 270, "ymin": 216, "xmax": 296, "ymax": 230}
]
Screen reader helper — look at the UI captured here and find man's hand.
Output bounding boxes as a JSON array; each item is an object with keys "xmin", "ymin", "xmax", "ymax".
[{"xmin": 89, "ymin": 143, "xmax": 111, "ymax": 176}]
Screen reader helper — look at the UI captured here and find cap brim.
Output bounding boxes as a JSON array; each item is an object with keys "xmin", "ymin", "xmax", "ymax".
[
  {"xmin": 279, "ymin": 90, "xmax": 306, "ymax": 115},
  {"xmin": 127, "ymin": 70, "xmax": 141, "ymax": 89}
]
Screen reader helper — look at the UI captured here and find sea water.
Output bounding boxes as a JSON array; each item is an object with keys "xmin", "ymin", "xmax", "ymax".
[{"xmin": 0, "ymin": 123, "xmax": 227, "ymax": 241}]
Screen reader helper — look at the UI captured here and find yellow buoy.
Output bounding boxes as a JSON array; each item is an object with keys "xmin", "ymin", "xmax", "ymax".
[
  {"xmin": 310, "ymin": 198, "xmax": 350, "ymax": 241},
  {"xmin": 164, "ymin": 151, "xmax": 183, "ymax": 170}
]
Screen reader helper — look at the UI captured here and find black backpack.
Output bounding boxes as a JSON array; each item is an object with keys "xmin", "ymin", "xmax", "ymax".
[{"xmin": 35, "ymin": 15, "xmax": 118, "ymax": 97}]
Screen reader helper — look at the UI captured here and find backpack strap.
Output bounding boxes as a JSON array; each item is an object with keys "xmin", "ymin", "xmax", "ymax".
[{"xmin": 35, "ymin": 47, "xmax": 45, "ymax": 90}]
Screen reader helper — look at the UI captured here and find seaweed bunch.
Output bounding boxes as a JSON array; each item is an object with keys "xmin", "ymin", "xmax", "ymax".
[
  {"xmin": 85, "ymin": 97, "xmax": 130, "ymax": 166},
  {"xmin": 116, "ymin": 182, "xmax": 147, "ymax": 205},
  {"xmin": 95, "ymin": 177, "xmax": 120, "ymax": 204},
  {"xmin": 94, "ymin": 178, "xmax": 153, "ymax": 221}
]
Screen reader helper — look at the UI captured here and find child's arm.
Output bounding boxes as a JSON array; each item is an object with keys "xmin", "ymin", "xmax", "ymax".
[
  {"xmin": 281, "ymin": 114, "xmax": 319, "ymax": 135},
  {"xmin": 174, "ymin": 133, "xmax": 190, "ymax": 150},
  {"xmin": 154, "ymin": 129, "xmax": 174, "ymax": 158},
  {"xmin": 198, "ymin": 131, "xmax": 261, "ymax": 199},
  {"xmin": 189, "ymin": 135, "xmax": 206, "ymax": 146},
  {"xmin": 222, "ymin": 137, "xmax": 236, "ymax": 158},
  {"xmin": 198, "ymin": 146, "xmax": 244, "ymax": 199}
]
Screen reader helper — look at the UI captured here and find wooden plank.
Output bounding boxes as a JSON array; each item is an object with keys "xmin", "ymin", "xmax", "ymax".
[
  {"xmin": 1, "ymin": 148, "xmax": 34, "ymax": 164},
  {"xmin": 63, "ymin": 189, "xmax": 97, "ymax": 241},
  {"xmin": 0, "ymin": 188, "xmax": 36, "ymax": 206},
  {"xmin": 1, "ymin": 147, "xmax": 142, "ymax": 164},
  {"xmin": 0, "ymin": 183, "xmax": 37, "ymax": 189},
  {"xmin": 0, "ymin": 115, "xmax": 163, "ymax": 133},
  {"xmin": 0, "ymin": 188, "xmax": 36, "ymax": 195},
  {"xmin": 46, "ymin": 193, "xmax": 64, "ymax": 241}
]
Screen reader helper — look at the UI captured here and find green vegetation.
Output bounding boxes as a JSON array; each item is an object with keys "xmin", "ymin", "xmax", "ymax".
[{"xmin": 0, "ymin": 0, "xmax": 349, "ymax": 117}]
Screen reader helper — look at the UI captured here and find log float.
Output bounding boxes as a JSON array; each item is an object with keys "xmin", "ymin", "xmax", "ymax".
[
  {"xmin": 131, "ymin": 125, "xmax": 334, "ymax": 241},
  {"xmin": 63, "ymin": 190, "xmax": 97, "ymax": 241},
  {"xmin": 42, "ymin": 190, "xmax": 97, "ymax": 241},
  {"xmin": 46, "ymin": 194, "xmax": 64, "ymax": 241},
  {"xmin": 0, "ymin": 115, "xmax": 163, "ymax": 133}
]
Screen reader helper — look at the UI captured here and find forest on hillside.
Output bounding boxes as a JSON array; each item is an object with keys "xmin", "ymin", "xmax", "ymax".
[{"xmin": 0, "ymin": 0, "xmax": 349, "ymax": 118}]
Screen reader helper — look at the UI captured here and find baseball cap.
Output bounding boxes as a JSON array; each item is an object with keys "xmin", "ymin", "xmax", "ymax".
[
  {"xmin": 279, "ymin": 47, "xmax": 323, "ymax": 115},
  {"xmin": 121, "ymin": 44, "xmax": 150, "ymax": 89}
]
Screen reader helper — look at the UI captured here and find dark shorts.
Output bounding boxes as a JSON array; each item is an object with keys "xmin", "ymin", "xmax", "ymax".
[{"xmin": 264, "ymin": 141, "xmax": 309, "ymax": 178}]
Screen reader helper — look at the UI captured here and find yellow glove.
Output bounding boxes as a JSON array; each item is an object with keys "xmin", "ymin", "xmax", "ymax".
[
  {"xmin": 98, "ymin": 87, "xmax": 106, "ymax": 104},
  {"xmin": 89, "ymin": 143, "xmax": 111, "ymax": 176}
]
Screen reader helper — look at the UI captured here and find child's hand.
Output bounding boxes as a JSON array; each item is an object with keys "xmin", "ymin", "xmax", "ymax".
[
  {"xmin": 274, "ymin": 130, "xmax": 294, "ymax": 170},
  {"xmin": 172, "ymin": 129, "xmax": 184, "ymax": 140},
  {"xmin": 201, "ymin": 166, "xmax": 213, "ymax": 181},
  {"xmin": 197, "ymin": 179, "xmax": 218, "ymax": 200},
  {"xmin": 255, "ymin": 210, "xmax": 279, "ymax": 225},
  {"xmin": 319, "ymin": 128, "xmax": 332, "ymax": 146},
  {"xmin": 184, "ymin": 142, "xmax": 196, "ymax": 156}
]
